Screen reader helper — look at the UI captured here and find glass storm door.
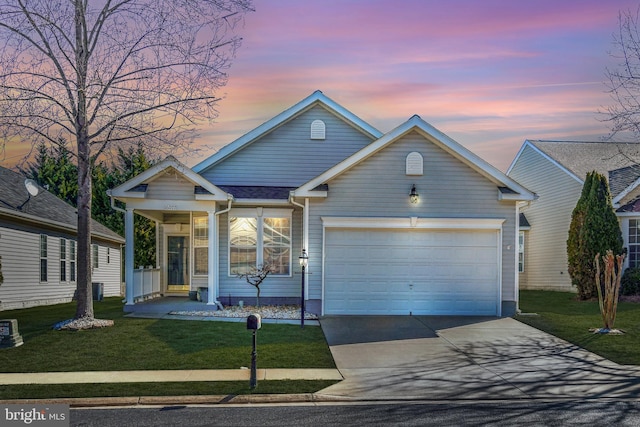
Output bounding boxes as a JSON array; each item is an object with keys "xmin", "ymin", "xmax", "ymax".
[{"xmin": 167, "ymin": 236, "xmax": 189, "ymax": 292}]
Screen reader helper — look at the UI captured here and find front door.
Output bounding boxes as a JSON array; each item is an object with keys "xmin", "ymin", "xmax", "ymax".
[{"xmin": 167, "ymin": 235, "xmax": 189, "ymax": 292}]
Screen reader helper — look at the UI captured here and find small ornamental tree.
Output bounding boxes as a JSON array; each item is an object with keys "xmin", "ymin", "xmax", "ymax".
[
  {"xmin": 236, "ymin": 263, "xmax": 274, "ymax": 307},
  {"xmin": 567, "ymin": 171, "xmax": 624, "ymax": 299}
]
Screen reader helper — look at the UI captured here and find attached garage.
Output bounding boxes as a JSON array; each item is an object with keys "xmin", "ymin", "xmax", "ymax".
[{"xmin": 323, "ymin": 219, "xmax": 503, "ymax": 316}]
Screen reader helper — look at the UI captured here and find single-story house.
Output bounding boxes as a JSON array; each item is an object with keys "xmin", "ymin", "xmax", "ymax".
[
  {"xmin": 0, "ymin": 166, "xmax": 124, "ymax": 310},
  {"xmin": 507, "ymin": 140, "xmax": 640, "ymax": 292},
  {"xmin": 111, "ymin": 90, "xmax": 535, "ymax": 316}
]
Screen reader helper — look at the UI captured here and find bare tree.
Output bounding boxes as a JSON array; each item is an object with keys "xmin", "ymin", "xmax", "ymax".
[
  {"xmin": 0, "ymin": 0, "xmax": 253, "ymax": 322},
  {"xmin": 236, "ymin": 263, "xmax": 274, "ymax": 307},
  {"xmin": 604, "ymin": 7, "xmax": 640, "ymax": 139}
]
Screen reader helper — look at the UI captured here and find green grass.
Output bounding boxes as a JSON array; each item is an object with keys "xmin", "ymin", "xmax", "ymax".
[
  {"xmin": 0, "ymin": 298, "xmax": 338, "ymax": 398},
  {"xmin": 517, "ymin": 290, "xmax": 640, "ymax": 365}
]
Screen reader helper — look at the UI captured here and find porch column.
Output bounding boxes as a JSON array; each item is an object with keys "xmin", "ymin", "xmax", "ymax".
[
  {"xmin": 125, "ymin": 207, "xmax": 135, "ymax": 305},
  {"xmin": 207, "ymin": 209, "xmax": 216, "ymax": 305}
]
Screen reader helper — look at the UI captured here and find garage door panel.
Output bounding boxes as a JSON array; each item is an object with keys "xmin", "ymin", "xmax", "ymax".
[{"xmin": 324, "ymin": 228, "xmax": 500, "ymax": 316}]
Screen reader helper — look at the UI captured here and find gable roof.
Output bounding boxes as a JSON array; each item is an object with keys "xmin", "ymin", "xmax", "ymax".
[
  {"xmin": 295, "ymin": 115, "xmax": 535, "ymax": 201},
  {"xmin": 192, "ymin": 90, "xmax": 383, "ymax": 173},
  {"xmin": 508, "ymin": 140, "xmax": 640, "ymax": 200},
  {"xmin": 110, "ymin": 156, "xmax": 230, "ymax": 201},
  {"xmin": 0, "ymin": 166, "xmax": 123, "ymax": 243}
]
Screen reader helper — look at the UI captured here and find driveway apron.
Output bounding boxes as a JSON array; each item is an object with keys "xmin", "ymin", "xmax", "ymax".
[{"xmin": 317, "ymin": 316, "xmax": 640, "ymax": 400}]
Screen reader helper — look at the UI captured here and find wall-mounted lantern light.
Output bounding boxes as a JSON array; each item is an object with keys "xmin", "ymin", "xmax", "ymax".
[{"xmin": 409, "ymin": 184, "xmax": 419, "ymax": 204}]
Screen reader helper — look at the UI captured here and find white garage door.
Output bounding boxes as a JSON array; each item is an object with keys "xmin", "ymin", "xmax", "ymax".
[{"xmin": 324, "ymin": 228, "xmax": 500, "ymax": 315}]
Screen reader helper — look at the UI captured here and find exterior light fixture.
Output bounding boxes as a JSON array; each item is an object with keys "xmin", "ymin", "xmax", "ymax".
[
  {"xmin": 409, "ymin": 184, "xmax": 419, "ymax": 204},
  {"xmin": 299, "ymin": 249, "xmax": 309, "ymax": 328}
]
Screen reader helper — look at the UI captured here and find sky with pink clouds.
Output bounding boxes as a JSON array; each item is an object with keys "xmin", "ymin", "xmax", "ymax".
[
  {"xmin": 2, "ymin": 0, "xmax": 639, "ymax": 172},
  {"xmin": 193, "ymin": 0, "xmax": 640, "ymax": 172}
]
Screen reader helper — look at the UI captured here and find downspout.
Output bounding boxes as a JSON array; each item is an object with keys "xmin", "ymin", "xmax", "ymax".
[
  {"xmin": 108, "ymin": 189, "xmax": 134, "ymax": 305},
  {"xmin": 107, "ymin": 190, "xmax": 127, "ymax": 301},
  {"xmin": 213, "ymin": 194, "xmax": 234, "ymax": 308},
  {"xmin": 289, "ymin": 192, "xmax": 309, "ymax": 300}
]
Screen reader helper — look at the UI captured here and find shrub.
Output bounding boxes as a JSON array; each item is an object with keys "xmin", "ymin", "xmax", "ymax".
[{"xmin": 621, "ymin": 267, "xmax": 640, "ymax": 296}]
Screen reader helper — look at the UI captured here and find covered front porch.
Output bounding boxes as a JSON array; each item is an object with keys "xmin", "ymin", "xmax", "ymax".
[{"xmin": 109, "ymin": 157, "xmax": 235, "ymax": 309}]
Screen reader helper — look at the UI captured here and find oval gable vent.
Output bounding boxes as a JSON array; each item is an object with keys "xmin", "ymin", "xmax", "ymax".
[{"xmin": 310, "ymin": 120, "xmax": 326, "ymax": 140}]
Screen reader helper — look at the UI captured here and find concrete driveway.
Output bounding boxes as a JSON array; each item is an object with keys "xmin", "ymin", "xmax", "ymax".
[{"xmin": 317, "ymin": 316, "xmax": 640, "ymax": 400}]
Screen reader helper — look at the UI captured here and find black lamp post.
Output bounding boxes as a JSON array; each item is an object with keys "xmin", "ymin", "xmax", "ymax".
[{"xmin": 299, "ymin": 249, "xmax": 308, "ymax": 328}]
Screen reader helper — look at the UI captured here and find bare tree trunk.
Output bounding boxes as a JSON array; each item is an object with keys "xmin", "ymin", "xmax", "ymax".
[{"xmin": 74, "ymin": 0, "xmax": 93, "ymax": 320}]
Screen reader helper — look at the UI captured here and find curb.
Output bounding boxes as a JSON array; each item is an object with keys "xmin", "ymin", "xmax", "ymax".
[{"xmin": 0, "ymin": 393, "xmax": 354, "ymax": 407}]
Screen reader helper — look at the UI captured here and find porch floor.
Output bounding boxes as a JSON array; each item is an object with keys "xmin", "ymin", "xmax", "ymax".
[{"xmin": 122, "ymin": 297, "xmax": 214, "ymax": 315}]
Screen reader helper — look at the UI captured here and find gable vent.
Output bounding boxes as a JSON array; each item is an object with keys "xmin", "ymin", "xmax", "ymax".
[
  {"xmin": 310, "ymin": 120, "xmax": 326, "ymax": 140},
  {"xmin": 406, "ymin": 152, "xmax": 423, "ymax": 176}
]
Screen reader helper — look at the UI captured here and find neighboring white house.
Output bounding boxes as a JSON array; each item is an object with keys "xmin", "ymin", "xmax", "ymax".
[
  {"xmin": 112, "ymin": 91, "xmax": 535, "ymax": 316},
  {"xmin": 507, "ymin": 140, "xmax": 640, "ymax": 292},
  {"xmin": 0, "ymin": 166, "xmax": 124, "ymax": 310}
]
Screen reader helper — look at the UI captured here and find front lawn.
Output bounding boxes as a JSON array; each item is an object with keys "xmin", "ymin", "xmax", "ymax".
[
  {"xmin": 0, "ymin": 298, "xmax": 337, "ymax": 398},
  {"xmin": 517, "ymin": 290, "xmax": 640, "ymax": 365}
]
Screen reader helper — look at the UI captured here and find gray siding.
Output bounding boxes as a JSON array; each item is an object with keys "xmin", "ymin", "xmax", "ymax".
[
  {"xmin": 199, "ymin": 105, "xmax": 375, "ymax": 187},
  {"xmin": 217, "ymin": 208, "xmax": 304, "ymax": 302},
  {"xmin": 0, "ymin": 218, "xmax": 122, "ymax": 310},
  {"xmin": 508, "ymin": 144, "xmax": 581, "ymax": 291},
  {"xmin": 307, "ymin": 131, "xmax": 519, "ymax": 304},
  {"xmin": 148, "ymin": 173, "xmax": 196, "ymax": 201}
]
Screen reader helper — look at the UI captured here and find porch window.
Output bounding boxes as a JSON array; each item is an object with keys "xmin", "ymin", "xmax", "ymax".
[
  {"xmin": 193, "ymin": 216, "xmax": 209, "ymax": 275},
  {"xmin": 629, "ymin": 219, "xmax": 640, "ymax": 268},
  {"xmin": 229, "ymin": 209, "xmax": 292, "ymax": 276},
  {"xmin": 60, "ymin": 239, "xmax": 67, "ymax": 282},
  {"xmin": 518, "ymin": 231, "xmax": 525, "ymax": 273},
  {"xmin": 70, "ymin": 240, "xmax": 76, "ymax": 282},
  {"xmin": 40, "ymin": 234, "xmax": 47, "ymax": 282}
]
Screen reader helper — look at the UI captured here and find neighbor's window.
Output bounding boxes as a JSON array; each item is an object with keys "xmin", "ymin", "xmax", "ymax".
[
  {"xmin": 92, "ymin": 244, "xmax": 99, "ymax": 269},
  {"xmin": 40, "ymin": 234, "xmax": 48, "ymax": 282},
  {"xmin": 193, "ymin": 216, "xmax": 209, "ymax": 275},
  {"xmin": 229, "ymin": 209, "xmax": 291, "ymax": 276},
  {"xmin": 629, "ymin": 219, "xmax": 640, "ymax": 268},
  {"xmin": 60, "ymin": 239, "xmax": 67, "ymax": 282},
  {"xmin": 70, "ymin": 240, "xmax": 76, "ymax": 282},
  {"xmin": 518, "ymin": 231, "xmax": 525, "ymax": 273}
]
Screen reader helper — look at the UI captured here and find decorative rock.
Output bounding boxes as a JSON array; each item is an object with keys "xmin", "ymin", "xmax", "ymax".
[
  {"xmin": 53, "ymin": 317, "xmax": 114, "ymax": 331},
  {"xmin": 170, "ymin": 305, "xmax": 318, "ymax": 320}
]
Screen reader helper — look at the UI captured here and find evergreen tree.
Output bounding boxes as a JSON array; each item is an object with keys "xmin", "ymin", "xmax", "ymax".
[
  {"xmin": 23, "ymin": 145, "xmax": 157, "ymax": 268},
  {"xmin": 22, "ymin": 141, "xmax": 78, "ymax": 206},
  {"xmin": 567, "ymin": 171, "xmax": 624, "ymax": 299}
]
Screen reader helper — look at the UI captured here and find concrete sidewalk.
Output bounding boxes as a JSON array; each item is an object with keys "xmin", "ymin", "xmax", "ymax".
[{"xmin": 0, "ymin": 368, "xmax": 343, "ymax": 385}]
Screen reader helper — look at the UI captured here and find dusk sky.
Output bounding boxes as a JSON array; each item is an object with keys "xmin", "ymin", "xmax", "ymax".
[
  {"xmin": 2, "ymin": 0, "xmax": 639, "ymax": 172},
  {"xmin": 195, "ymin": 0, "xmax": 640, "ymax": 172}
]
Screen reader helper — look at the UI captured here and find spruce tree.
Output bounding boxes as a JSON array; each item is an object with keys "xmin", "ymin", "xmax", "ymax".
[{"xmin": 567, "ymin": 171, "xmax": 624, "ymax": 299}]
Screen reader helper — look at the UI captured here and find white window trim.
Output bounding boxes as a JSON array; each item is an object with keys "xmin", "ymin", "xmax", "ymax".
[
  {"xmin": 193, "ymin": 215, "xmax": 209, "ymax": 277},
  {"xmin": 70, "ymin": 240, "xmax": 77, "ymax": 283},
  {"xmin": 39, "ymin": 234, "xmax": 48, "ymax": 283},
  {"xmin": 518, "ymin": 231, "xmax": 525, "ymax": 273},
  {"xmin": 228, "ymin": 208, "xmax": 293, "ymax": 277},
  {"xmin": 60, "ymin": 238, "xmax": 67, "ymax": 282},
  {"xmin": 92, "ymin": 244, "xmax": 99, "ymax": 270}
]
